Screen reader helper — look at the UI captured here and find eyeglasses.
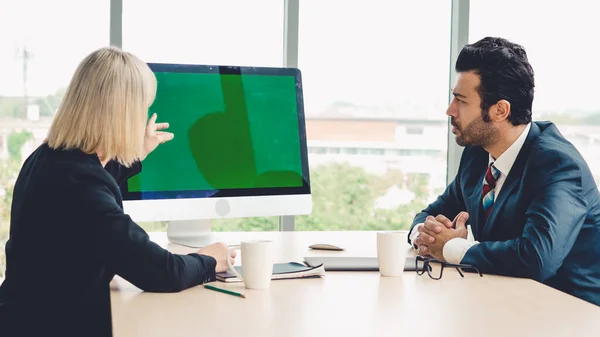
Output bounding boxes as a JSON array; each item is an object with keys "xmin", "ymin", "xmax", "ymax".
[{"xmin": 415, "ymin": 255, "xmax": 483, "ymax": 280}]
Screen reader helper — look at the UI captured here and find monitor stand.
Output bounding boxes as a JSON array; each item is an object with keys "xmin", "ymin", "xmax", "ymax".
[{"xmin": 166, "ymin": 219, "xmax": 218, "ymax": 248}]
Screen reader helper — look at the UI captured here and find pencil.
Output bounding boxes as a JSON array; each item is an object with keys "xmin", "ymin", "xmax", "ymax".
[{"xmin": 204, "ymin": 284, "xmax": 246, "ymax": 298}]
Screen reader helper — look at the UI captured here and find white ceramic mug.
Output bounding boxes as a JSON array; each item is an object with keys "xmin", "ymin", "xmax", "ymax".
[
  {"xmin": 377, "ymin": 231, "xmax": 407, "ymax": 277},
  {"xmin": 227, "ymin": 240, "xmax": 275, "ymax": 289}
]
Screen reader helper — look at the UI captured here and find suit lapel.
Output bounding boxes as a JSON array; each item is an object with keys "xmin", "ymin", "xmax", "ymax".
[
  {"xmin": 469, "ymin": 172, "xmax": 485, "ymax": 240},
  {"xmin": 481, "ymin": 170, "xmax": 520, "ymax": 239},
  {"xmin": 466, "ymin": 151, "xmax": 490, "ymax": 240},
  {"xmin": 480, "ymin": 123, "xmax": 541, "ymax": 239}
]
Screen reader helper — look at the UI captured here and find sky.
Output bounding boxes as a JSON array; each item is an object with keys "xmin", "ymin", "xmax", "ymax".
[
  {"xmin": 0, "ymin": 0, "xmax": 598, "ymax": 119},
  {"xmin": 0, "ymin": 0, "xmax": 109, "ymax": 98},
  {"xmin": 469, "ymin": 0, "xmax": 600, "ymax": 115}
]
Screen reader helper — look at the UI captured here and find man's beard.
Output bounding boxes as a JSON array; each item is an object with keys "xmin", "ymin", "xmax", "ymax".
[{"xmin": 452, "ymin": 114, "xmax": 496, "ymax": 147}]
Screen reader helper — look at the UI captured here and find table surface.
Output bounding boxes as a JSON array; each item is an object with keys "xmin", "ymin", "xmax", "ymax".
[{"xmin": 110, "ymin": 231, "xmax": 600, "ymax": 337}]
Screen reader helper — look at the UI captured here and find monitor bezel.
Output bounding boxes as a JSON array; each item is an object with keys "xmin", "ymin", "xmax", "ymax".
[{"xmin": 120, "ymin": 63, "xmax": 311, "ymax": 201}]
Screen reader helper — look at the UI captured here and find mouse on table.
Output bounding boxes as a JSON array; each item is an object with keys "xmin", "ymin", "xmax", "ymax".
[{"xmin": 309, "ymin": 243, "xmax": 344, "ymax": 251}]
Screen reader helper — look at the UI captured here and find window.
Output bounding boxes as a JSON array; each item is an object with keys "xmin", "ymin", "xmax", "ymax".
[
  {"xmin": 295, "ymin": 1, "xmax": 452, "ymax": 231},
  {"xmin": 406, "ymin": 126, "xmax": 425, "ymax": 135},
  {"xmin": 0, "ymin": 0, "xmax": 110, "ymax": 279},
  {"xmin": 123, "ymin": 0, "xmax": 284, "ymax": 67},
  {"xmin": 314, "ymin": 147, "xmax": 327, "ymax": 154},
  {"xmin": 123, "ymin": 0, "xmax": 285, "ymax": 232},
  {"xmin": 470, "ymin": 0, "xmax": 600, "ymax": 186}
]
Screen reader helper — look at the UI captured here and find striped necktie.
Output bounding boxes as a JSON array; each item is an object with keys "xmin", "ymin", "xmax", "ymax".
[{"xmin": 482, "ymin": 163, "xmax": 501, "ymax": 220}]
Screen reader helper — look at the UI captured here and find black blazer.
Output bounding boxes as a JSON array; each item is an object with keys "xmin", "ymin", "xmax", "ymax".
[
  {"xmin": 0, "ymin": 143, "xmax": 217, "ymax": 336},
  {"xmin": 409, "ymin": 121, "xmax": 600, "ymax": 306}
]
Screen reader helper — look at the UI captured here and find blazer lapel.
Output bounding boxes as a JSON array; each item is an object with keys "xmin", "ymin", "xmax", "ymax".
[
  {"xmin": 481, "ymin": 169, "xmax": 520, "ymax": 239},
  {"xmin": 469, "ymin": 173, "xmax": 485, "ymax": 240},
  {"xmin": 481, "ymin": 123, "xmax": 541, "ymax": 239},
  {"xmin": 466, "ymin": 151, "xmax": 490, "ymax": 240}
]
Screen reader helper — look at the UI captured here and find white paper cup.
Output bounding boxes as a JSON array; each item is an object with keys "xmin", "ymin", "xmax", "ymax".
[{"xmin": 377, "ymin": 231, "xmax": 407, "ymax": 277}]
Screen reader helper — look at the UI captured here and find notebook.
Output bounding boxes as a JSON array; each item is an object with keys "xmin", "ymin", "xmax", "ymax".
[
  {"xmin": 216, "ymin": 262, "xmax": 326, "ymax": 283},
  {"xmin": 303, "ymin": 256, "xmax": 422, "ymax": 271}
]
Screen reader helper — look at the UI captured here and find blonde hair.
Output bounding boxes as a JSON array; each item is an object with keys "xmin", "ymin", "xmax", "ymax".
[{"xmin": 46, "ymin": 46, "xmax": 156, "ymax": 167}]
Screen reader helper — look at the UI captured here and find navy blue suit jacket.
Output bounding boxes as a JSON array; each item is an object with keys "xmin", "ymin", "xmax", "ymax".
[{"xmin": 409, "ymin": 121, "xmax": 600, "ymax": 306}]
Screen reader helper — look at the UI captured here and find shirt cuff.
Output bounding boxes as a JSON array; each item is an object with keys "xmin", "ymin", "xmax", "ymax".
[
  {"xmin": 466, "ymin": 225, "xmax": 474, "ymax": 242},
  {"xmin": 443, "ymin": 238, "xmax": 478, "ymax": 264},
  {"xmin": 409, "ymin": 223, "xmax": 423, "ymax": 249}
]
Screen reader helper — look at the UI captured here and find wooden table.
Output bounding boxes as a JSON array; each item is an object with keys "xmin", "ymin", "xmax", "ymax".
[{"xmin": 110, "ymin": 231, "xmax": 600, "ymax": 337}]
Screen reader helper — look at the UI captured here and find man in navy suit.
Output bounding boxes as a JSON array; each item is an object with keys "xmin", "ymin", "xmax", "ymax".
[{"xmin": 408, "ymin": 37, "xmax": 600, "ymax": 306}]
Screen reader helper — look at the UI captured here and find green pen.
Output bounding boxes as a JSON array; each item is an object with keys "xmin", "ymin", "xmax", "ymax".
[{"xmin": 204, "ymin": 284, "xmax": 246, "ymax": 299}]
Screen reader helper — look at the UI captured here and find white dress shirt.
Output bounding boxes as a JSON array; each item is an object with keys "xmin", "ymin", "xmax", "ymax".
[{"xmin": 410, "ymin": 122, "xmax": 532, "ymax": 264}]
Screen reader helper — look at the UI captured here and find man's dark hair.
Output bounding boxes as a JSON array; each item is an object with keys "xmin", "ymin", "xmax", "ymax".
[{"xmin": 456, "ymin": 37, "xmax": 535, "ymax": 125}]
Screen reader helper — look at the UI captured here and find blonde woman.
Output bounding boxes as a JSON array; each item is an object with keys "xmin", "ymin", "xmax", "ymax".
[{"xmin": 0, "ymin": 47, "xmax": 234, "ymax": 335}]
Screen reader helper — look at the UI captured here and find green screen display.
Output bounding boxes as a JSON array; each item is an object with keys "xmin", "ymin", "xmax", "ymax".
[{"xmin": 127, "ymin": 71, "xmax": 304, "ymax": 192}]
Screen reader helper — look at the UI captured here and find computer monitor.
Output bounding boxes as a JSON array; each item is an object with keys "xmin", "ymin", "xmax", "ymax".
[{"xmin": 121, "ymin": 63, "xmax": 312, "ymax": 247}]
